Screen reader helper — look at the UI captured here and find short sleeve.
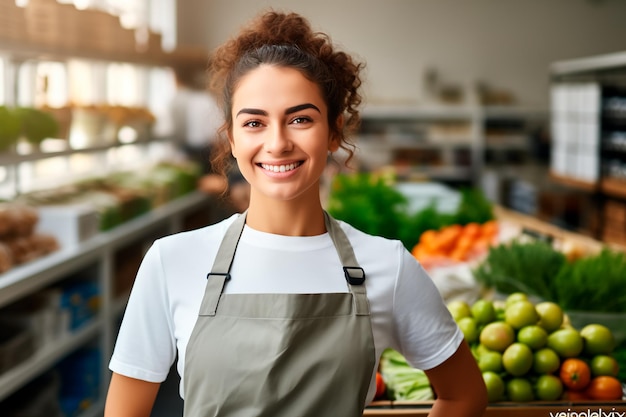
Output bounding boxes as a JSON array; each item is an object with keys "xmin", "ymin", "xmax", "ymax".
[
  {"xmin": 392, "ymin": 249, "xmax": 464, "ymax": 370},
  {"xmin": 109, "ymin": 241, "xmax": 177, "ymax": 382}
]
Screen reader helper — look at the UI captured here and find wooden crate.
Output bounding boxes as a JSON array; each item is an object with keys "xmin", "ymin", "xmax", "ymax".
[
  {"xmin": 602, "ymin": 199, "xmax": 626, "ymax": 246},
  {"xmin": 135, "ymin": 29, "xmax": 163, "ymax": 56},
  {"xmin": 0, "ymin": 0, "xmax": 27, "ymax": 42},
  {"xmin": 23, "ymin": 0, "xmax": 64, "ymax": 47},
  {"xmin": 605, "ymin": 199, "xmax": 626, "ymax": 223},
  {"xmin": 115, "ymin": 26, "xmax": 138, "ymax": 56},
  {"xmin": 74, "ymin": 8, "xmax": 122, "ymax": 54},
  {"xmin": 365, "ymin": 400, "xmax": 626, "ymax": 416}
]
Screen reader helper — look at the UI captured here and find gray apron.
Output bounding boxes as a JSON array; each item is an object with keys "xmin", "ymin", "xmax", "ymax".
[{"xmin": 183, "ymin": 212, "xmax": 376, "ymax": 417}]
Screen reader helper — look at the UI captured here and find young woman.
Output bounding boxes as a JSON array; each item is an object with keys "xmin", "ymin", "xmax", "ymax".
[{"xmin": 105, "ymin": 10, "xmax": 488, "ymax": 417}]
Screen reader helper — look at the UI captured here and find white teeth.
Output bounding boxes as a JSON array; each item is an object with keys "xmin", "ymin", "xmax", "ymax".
[{"xmin": 261, "ymin": 162, "xmax": 300, "ymax": 172}]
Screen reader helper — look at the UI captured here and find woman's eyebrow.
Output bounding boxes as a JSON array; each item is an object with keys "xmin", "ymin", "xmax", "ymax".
[
  {"xmin": 285, "ymin": 103, "xmax": 320, "ymax": 115},
  {"xmin": 236, "ymin": 103, "xmax": 320, "ymax": 117},
  {"xmin": 236, "ymin": 108, "xmax": 267, "ymax": 117}
]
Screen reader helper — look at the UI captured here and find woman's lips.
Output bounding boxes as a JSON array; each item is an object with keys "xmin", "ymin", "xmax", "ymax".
[{"xmin": 259, "ymin": 161, "xmax": 303, "ymax": 173}]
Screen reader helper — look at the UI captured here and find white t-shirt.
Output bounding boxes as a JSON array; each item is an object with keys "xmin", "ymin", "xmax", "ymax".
[{"xmin": 109, "ymin": 214, "xmax": 463, "ymax": 404}]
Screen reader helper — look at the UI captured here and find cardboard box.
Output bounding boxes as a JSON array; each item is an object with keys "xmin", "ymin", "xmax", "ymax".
[
  {"xmin": 0, "ymin": 0, "xmax": 26, "ymax": 42},
  {"xmin": 35, "ymin": 204, "xmax": 99, "ymax": 249}
]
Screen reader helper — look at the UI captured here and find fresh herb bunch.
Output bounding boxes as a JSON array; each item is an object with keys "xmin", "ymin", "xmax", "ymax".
[
  {"xmin": 326, "ymin": 173, "xmax": 410, "ymax": 241},
  {"xmin": 473, "ymin": 239, "xmax": 567, "ymax": 301},
  {"xmin": 454, "ymin": 187, "xmax": 495, "ymax": 225},
  {"xmin": 327, "ymin": 173, "xmax": 495, "ymax": 251},
  {"xmin": 551, "ymin": 248, "xmax": 626, "ymax": 313}
]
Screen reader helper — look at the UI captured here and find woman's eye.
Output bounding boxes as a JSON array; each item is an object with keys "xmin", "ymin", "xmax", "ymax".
[
  {"xmin": 291, "ymin": 116, "xmax": 311, "ymax": 125},
  {"xmin": 243, "ymin": 120, "xmax": 262, "ymax": 128}
]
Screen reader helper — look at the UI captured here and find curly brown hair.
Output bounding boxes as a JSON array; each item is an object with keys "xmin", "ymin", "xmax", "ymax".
[{"xmin": 208, "ymin": 10, "xmax": 364, "ymax": 179}]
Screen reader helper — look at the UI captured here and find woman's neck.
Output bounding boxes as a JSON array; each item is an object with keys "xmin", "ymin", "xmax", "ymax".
[{"xmin": 244, "ymin": 198, "xmax": 326, "ymax": 236}]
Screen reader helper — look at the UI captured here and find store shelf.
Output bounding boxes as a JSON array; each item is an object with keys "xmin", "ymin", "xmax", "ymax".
[
  {"xmin": 0, "ymin": 11, "xmax": 215, "ymax": 409},
  {"xmin": 549, "ymin": 171, "xmax": 598, "ymax": 193},
  {"xmin": 409, "ymin": 166, "xmax": 474, "ymax": 181},
  {"xmin": 483, "ymin": 105, "xmax": 549, "ymax": 120},
  {"xmin": 484, "ymin": 135, "xmax": 529, "ymax": 151},
  {"xmin": 0, "ymin": 36, "xmax": 208, "ymax": 69},
  {"xmin": 548, "ymin": 52, "xmax": 626, "ymax": 242},
  {"xmin": 0, "ymin": 318, "xmax": 101, "ymax": 401},
  {"xmin": 0, "ymin": 136, "xmax": 173, "ymax": 166},
  {"xmin": 551, "ymin": 50, "xmax": 626, "ymax": 77},
  {"xmin": 0, "ymin": 190, "xmax": 216, "ymax": 410},
  {"xmin": 0, "ymin": 191, "xmax": 211, "ymax": 309},
  {"xmin": 601, "ymin": 177, "xmax": 626, "ymax": 199},
  {"xmin": 362, "ymin": 104, "xmax": 479, "ymax": 121},
  {"xmin": 358, "ymin": 103, "xmax": 547, "ymax": 192}
]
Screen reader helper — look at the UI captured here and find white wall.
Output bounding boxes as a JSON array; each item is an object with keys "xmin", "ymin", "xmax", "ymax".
[{"xmin": 177, "ymin": 0, "xmax": 626, "ymax": 108}]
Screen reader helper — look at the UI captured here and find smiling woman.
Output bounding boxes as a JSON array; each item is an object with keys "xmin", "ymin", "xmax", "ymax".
[
  {"xmin": 104, "ymin": 10, "xmax": 488, "ymax": 417},
  {"xmin": 228, "ymin": 64, "xmax": 335, "ymax": 211}
]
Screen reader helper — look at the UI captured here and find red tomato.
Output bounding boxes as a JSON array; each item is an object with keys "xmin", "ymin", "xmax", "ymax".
[
  {"xmin": 559, "ymin": 358, "xmax": 591, "ymax": 391},
  {"xmin": 375, "ymin": 372, "xmax": 386, "ymax": 399}
]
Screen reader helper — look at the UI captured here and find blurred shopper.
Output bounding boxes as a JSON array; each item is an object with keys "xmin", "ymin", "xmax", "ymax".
[
  {"xmin": 105, "ymin": 10, "xmax": 487, "ymax": 417},
  {"xmin": 170, "ymin": 63, "xmax": 250, "ymax": 211},
  {"xmin": 170, "ymin": 63, "xmax": 222, "ymax": 174}
]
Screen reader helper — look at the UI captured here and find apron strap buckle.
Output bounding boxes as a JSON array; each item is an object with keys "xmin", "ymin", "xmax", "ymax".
[
  {"xmin": 207, "ymin": 272, "xmax": 231, "ymax": 281},
  {"xmin": 343, "ymin": 266, "xmax": 365, "ymax": 285}
]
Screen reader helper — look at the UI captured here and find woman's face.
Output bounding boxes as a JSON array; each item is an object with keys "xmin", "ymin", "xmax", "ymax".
[{"xmin": 230, "ymin": 64, "xmax": 338, "ymax": 205}]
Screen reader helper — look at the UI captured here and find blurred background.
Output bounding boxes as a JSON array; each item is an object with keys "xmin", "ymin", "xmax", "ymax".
[{"xmin": 1, "ymin": 1, "xmax": 625, "ymax": 416}]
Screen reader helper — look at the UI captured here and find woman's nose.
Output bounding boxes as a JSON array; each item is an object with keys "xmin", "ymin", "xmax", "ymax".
[{"xmin": 264, "ymin": 125, "xmax": 292, "ymax": 153}]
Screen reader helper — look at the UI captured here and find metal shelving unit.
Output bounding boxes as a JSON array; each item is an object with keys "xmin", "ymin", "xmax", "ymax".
[
  {"xmin": 357, "ymin": 103, "xmax": 548, "ymax": 193},
  {"xmin": 0, "ymin": 190, "xmax": 215, "ymax": 413},
  {"xmin": 549, "ymin": 50, "xmax": 626, "ymax": 244},
  {"xmin": 0, "ymin": 5, "xmax": 214, "ymax": 409}
]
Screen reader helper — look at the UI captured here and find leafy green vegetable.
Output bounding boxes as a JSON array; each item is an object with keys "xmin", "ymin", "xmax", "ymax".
[
  {"xmin": 15, "ymin": 107, "xmax": 59, "ymax": 145},
  {"xmin": 0, "ymin": 106, "xmax": 21, "ymax": 151},
  {"xmin": 551, "ymin": 249, "xmax": 626, "ymax": 313},
  {"xmin": 473, "ymin": 239, "xmax": 567, "ymax": 301},
  {"xmin": 454, "ymin": 187, "xmax": 495, "ymax": 225},
  {"xmin": 327, "ymin": 172, "xmax": 495, "ymax": 250},
  {"xmin": 326, "ymin": 173, "xmax": 410, "ymax": 241},
  {"xmin": 474, "ymin": 241, "xmax": 626, "ymax": 314},
  {"xmin": 379, "ymin": 348, "xmax": 434, "ymax": 401}
]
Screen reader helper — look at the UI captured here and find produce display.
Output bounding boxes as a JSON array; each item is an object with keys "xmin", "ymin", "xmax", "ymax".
[
  {"xmin": 352, "ymin": 177, "xmax": 626, "ymax": 407},
  {"xmin": 0, "ymin": 203, "xmax": 59, "ymax": 273},
  {"xmin": 410, "ymin": 220, "xmax": 498, "ymax": 267},
  {"xmin": 15, "ymin": 160, "xmax": 201, "ymax": 232},
  {"xmin": 378, "ymin": 349, "xmax": 433, "ymax": 402},
  {"xmin": 378, "ymin": 293, "xmax": 624, "ymax": 405},
  {"xmin": 0, "ymin": 106, "xmax": 22, "ymax": 152},
  {"xmin": 326, "ymin": 172, "xmax": 495, "ymax": 252},
  {"xmin": 449, "ymin": 293, "xmax": 624, "ymax": 402},
  {"xmin": 0, "ymin": 161, "xmax": 201, "ymax": 275},
  {"xmin": 0, "ymin": 103, "xmax": 156, "ymax": 152},
  {"xmin": 0, "ymin": 105, "xmax": 59, "ymax": 150},
  {"xmin": 474, "ymin": 240, "xmax": 626, "ymax": 315}
]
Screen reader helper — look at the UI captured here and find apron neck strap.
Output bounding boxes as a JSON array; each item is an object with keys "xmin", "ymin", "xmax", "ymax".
[{"xmin": 205, "ymin": 211, "xmax": 369, "ymax": 315}]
